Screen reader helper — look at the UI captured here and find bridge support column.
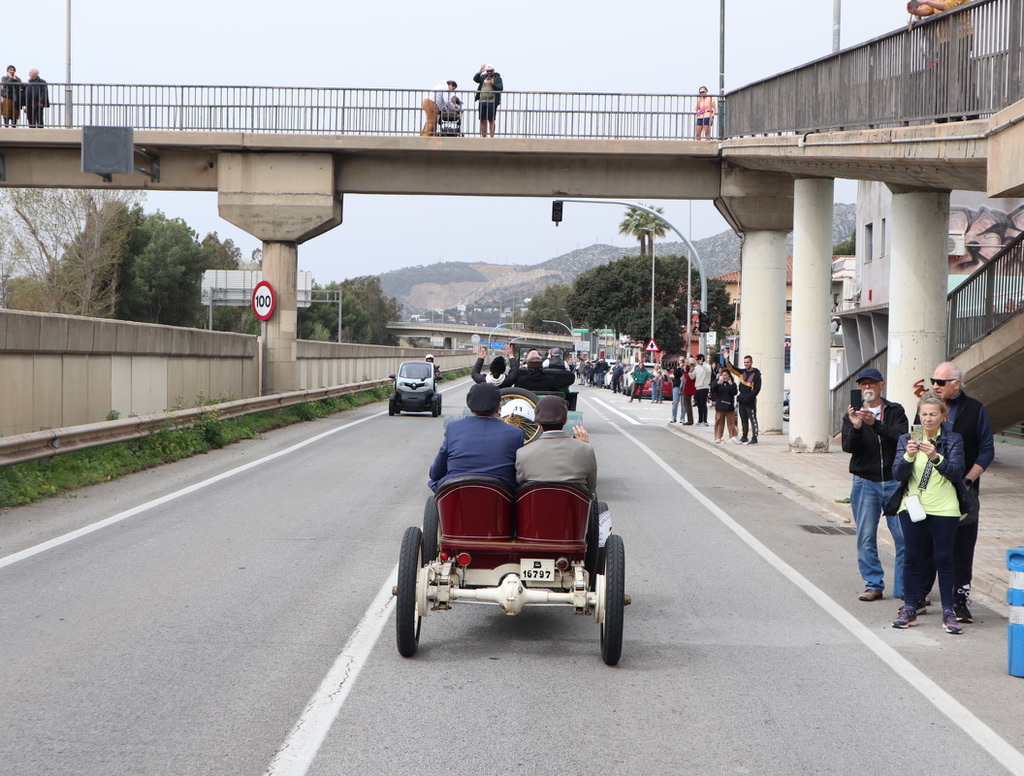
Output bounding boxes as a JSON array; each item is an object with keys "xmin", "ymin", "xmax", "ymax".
[
  {"xmin": 739, "ymin": 230, "xmax": 789, "ymax": 433},
  {"xmin": 789, "ymin": 178, "xmax": 834, "ymax": 451},
  {"xmin": 886, "ymin": 187, "xmax": 950, "ymax": 411},
  {"xmin": 715, "ymin": 164, "xmax": 794, "ymax": 435},
  {"xmin": 216, "ymin": 152, "xmax": 342, "ymax": 394}
]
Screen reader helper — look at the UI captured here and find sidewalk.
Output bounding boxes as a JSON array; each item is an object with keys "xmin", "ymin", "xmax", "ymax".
[{"xmin": 606, "ymin": 388, "xmax": 1021, "ymax": 613}]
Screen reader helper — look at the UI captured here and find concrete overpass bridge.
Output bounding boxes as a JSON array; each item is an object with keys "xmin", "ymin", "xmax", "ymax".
[{"xmin": 2, "ymin": 0, "xmax": 1022, "ymax": 448}]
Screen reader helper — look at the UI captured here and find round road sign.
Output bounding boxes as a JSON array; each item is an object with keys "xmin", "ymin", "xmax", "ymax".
[{"xmin": 251, "ymin": 280, "xmax": 276, "ymax": 321}]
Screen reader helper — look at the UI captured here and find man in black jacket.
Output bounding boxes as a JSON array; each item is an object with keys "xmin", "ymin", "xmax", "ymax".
[
  {"xmin": 736, "ymin": 355, "xmax": 761, "ymax": 443},
  {"xmin": 841, "ymin": 368, "xmax": 909, "ymax": 603}
]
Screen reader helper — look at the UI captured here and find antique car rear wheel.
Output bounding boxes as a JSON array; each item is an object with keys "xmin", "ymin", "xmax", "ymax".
[
  {"xmin": 396, "ymin": 526, "xmax": 423, "ymax": 657},
  {"xmin": 600, "ymin": 533, "xmax": 625, "ymax": 666},
  {"xmin": 422, "ymin": 497, "xmax": 440, "ymax": 562}
]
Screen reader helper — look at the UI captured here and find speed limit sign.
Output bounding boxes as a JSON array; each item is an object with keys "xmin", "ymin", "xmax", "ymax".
[{"xmin": 251, "ymin": 280, "xmax": 276, "ymax": 321}]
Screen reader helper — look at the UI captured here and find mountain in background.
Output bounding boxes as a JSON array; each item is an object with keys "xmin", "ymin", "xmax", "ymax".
[{"xmin": 381, "ymin": 203, "xmax": 857, "ymax": 314}]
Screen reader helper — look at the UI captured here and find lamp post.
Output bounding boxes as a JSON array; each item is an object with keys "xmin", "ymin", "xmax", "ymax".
[
  {"xmin": 65, "ymin": 0, "xmax": 73, "ymax": 128},
  {"xmin": 541, "ymin": 319, "xmax": 575, "ymax": 358},
  {"xmin": 554, "ymin": 199, "xmax": 709, "ymax": 353},
  {"xmin": 638, "ymin": 227, "xmax": 656, "ymax": 343}
]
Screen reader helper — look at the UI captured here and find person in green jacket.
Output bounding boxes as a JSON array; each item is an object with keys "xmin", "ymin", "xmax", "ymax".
[
  {"xmin": 628, "ymin": 363, "xmax": 654, "ymax": 403},
  {"xmin": 473, "ymin": 64, "xmax": 503, "ymax": 137}
]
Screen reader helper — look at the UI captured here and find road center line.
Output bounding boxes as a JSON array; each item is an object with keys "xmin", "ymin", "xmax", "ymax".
[
  {"xmin": 0, "ymin": 411, "xmax": 385, "ymax": 571},
  {"xmin": 612, "ymin": 421, "xmax": 1024, "ymax": 775}
]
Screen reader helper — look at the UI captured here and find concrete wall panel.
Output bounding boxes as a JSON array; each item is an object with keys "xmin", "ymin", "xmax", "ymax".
[
  {"xmin": 32, "ymin": 355, "xmax": 63, "ymax": 430},
  {"xmin": 0, "ymin": 354, "xmax": 35, "ymax": 436}
]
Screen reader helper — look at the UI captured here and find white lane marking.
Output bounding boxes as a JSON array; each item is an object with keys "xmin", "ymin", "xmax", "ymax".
[
  {"xmin": 612, "ymin": 421, "xmax": 1024, "ymax": 775},
  {"xmin": 0, "ymin": 411, "xmax": 386, "ymax": 571},
  {"xmin": 264, "ymin": 569, "xmax": 397, "ymax": 776},
  {"xmin": 586, "ymin": 396, "xmax": 642, "ymax": 425}
]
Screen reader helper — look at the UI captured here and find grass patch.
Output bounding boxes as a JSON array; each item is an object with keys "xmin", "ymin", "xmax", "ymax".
[{"xmin": 0, "ymin": 386, "xmax": 391, "ymax": 509}]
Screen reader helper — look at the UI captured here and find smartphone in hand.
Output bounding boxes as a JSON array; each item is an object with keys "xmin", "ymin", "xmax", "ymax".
[{"xmin": 850, "ymin": 388, "xmax": 863, "ymax": 410}]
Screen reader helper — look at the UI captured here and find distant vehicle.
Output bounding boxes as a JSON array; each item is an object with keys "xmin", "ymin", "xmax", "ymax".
[{"xmin": 389, "ymin": 361, "xmax": 442, "ymax": 417}]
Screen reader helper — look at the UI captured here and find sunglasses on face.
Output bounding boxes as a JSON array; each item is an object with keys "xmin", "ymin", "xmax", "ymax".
[{"xmin": 930, "ymin": 377, "xmax": 957, "ymax": 386}]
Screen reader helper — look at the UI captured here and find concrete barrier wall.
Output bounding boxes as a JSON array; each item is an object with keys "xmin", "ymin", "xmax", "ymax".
[
  {"xmin": 0, "ymin": 309, "xmax": 476, "ymax": 437},
  {"xmin": 0, "ymin": 309, "xmax": 258, "ymax": 437}
]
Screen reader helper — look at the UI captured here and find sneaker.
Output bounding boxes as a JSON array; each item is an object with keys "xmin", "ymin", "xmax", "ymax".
[
  {"xmin": 858, "ymin": 589, "xmax": 884, "ymax": 602},
  {"xmin": 954, "ymin": 590, "xmax": 973, "ymax": 623},
  {"xmin": 729, "ymin": 437, "xmax": 742, "ymax": 444},
  {"xmin": 714, "ymin": 438, "xmax": 723, "ymax": 443},
  {"xmin": 739, "ymin": 437, "xmax": 748, "ymax": 443},
  {"xmin": 892, "ymin": 606, "xmax": 918, "ymax": 628},
  {"xmin": 669, "ymin": 419, "xmax": 677, "ymax": 423},
  {"xmin": 747, "ymin": 438, "xmax": 758, "ymax": 445},
  {"xmin": 915, "ymin": 598, "xmax": 931, "ymax": 615},
  {"xmin": 942, "ymin": 609, "xmax": 964, "ymax": 634}
]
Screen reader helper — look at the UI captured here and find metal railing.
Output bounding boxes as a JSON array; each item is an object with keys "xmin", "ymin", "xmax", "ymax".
[
  {"xmin": 947, "ymin": 229, "xmax": 1024, "ymax": 356},
  {"xmin": 0, "ymin": 380, "xmax": 387, "ymax": 467},
  {"xmin": 22, "ymin": 85, "xmax": 711, "ymax": 140},
  {"xmin": 726, "ymin": 0, "xmax": 1020, "ymax": 135}
]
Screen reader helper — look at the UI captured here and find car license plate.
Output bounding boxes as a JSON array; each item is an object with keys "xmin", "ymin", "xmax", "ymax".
[{"xmin": 520, "ymin": 558, "xmax": 556, "ymax": 582}]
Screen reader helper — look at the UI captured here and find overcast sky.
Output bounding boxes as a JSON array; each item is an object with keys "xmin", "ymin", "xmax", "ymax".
[{"xmin": 7, "ymin": 0, "xmax": 912, "ymax": 284}]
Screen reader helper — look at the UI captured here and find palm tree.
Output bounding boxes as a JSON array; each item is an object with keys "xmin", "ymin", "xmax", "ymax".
[{"xmin": 617, "ymin": 204, "xmax": 668, "ymax": 257}]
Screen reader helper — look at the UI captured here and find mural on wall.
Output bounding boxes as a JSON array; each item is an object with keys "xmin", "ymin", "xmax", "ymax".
[{"xmin": 948, "ymin": 202, "xmax": 1024, "ymax": 276}]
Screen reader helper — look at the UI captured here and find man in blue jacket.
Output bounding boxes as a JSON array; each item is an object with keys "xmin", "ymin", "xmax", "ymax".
[
  {"xmin": 841, "ymin": 368, "xmax": 909, "ymax": 603},
  {"xmin": 428, "ymin": 382, "xmax": 524, "ymax": 491}
]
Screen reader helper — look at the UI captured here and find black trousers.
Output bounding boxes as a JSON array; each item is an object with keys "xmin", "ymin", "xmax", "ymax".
[{"xmin": 738, "ymin": 401, "xmax": 758, "ymax": 439}]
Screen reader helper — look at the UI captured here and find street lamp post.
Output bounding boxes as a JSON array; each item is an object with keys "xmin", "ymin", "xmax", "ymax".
[
  {"xmin": 541, "ymin": 319, "xmax": 575, "ymax": 358},
  {"xmin": 554, "ymin": 199, "xmax": 709, "ymax": 353},
  {"xmin": 638, "ymin": 228, "xmax": 656, "ymax": 344}
]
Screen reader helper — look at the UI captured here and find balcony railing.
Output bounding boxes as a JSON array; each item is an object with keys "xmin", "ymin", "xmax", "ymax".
[
  {"xmin": 12, "ymin": 85, "xmax": 710, "ymax": 141},
  {"xmin": 725, "ymin": 0, "xmax": 1021, "ymax": 135}
]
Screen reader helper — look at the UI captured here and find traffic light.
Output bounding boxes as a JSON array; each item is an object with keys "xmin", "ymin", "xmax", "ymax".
[
  {"xmin": 697, "ymin": 311, "xmax": 710, "ymax": 333},
  {"xmin": 552, "ymin": 200, "xmax": 563, "ymax": 225}
]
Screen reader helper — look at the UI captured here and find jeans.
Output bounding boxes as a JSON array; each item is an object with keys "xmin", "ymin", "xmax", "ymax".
[
  {"xmin": 901, "ymin": 511, "xmax": 959, "ymax": 611},
  {"xmin": 850, "ymin": 476, "xmax": 904, "ymax": 597},
  {"xmin": 671, "ymin": 386, "xmax": 681, "ymax": 419}
]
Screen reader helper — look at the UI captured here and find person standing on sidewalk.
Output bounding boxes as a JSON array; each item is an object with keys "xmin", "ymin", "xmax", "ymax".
[
  {"xmin": 693, "ymin": 353, "xmax": 712, "ymax": 426},
  {"xmin": 915, "ymin": 362, "xmax": 994, "ymax": 623},
  {"xmin": 681, "ymin": 360, "xmax": 696, "ymax": 424},
  {"xmin": 841, "ymin": 367, "xmax": 908, "ymax": 604},
  {"xmin": 736, "ymin": 354, "xmax": 761, "ymax": 444},
  {"xmin": 711, "ymin": 367, "xmax": 738, "ymax": 443},
  {"xmin": 669, "ymin": 362, "xmax": 683, "ymax": 422}
]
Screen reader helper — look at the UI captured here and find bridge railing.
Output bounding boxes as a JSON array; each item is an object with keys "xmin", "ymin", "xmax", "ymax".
[
  {"xmin": 947, "ymin": 229, "xmax": 1024, "ymax": 356},
  {"xmin": 726, "ymin": 0, "xmax": 1020, "ymax": 135},
  {"xmin": 34, "ymin": 86, "xmax": 709, "ymax": 140}
]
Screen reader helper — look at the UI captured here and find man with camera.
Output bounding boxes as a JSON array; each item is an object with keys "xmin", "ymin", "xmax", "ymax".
[{"xmin": 841, "ymin": 367, "xmax": 909, "ymax": 603}]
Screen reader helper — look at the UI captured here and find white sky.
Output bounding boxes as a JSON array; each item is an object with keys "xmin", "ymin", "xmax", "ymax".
[{"xmin": 8, "ymin": 0, "xmax": 911, "ymax": 284}]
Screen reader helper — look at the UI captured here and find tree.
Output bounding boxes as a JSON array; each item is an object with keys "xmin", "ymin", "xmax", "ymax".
[
  {"xmin": 617, "ymin": 204, "xmax": 668, "ymax": 257},
  {"xmin": 521, "ymin": 284, "xmax": 571, "ymax": 332},
  {"xmin": 834, "ymin": 230, "xmax": 856, "ymax": 255},
  {"xmin": 0, "ymin": 189, "xmax": 141, "ymax": 316},
  {"xmin": 303, "ymin": 276, "xmax": 401, "ymax": 344}
]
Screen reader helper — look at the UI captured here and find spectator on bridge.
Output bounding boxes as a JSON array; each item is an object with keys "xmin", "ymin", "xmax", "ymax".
[
  {"xmin": 695, "ymin": 86, "xmax": 715, "ymax": 140},
  {"xmin": 1, "ymin": 66, "xmax": 23, "ymax": 127},
  {"xmin": 890, "ymin": 392, "xmax": 971, "ymax": 634},
  {"xmin": 840, "ymin": 367, "xmax": 908, "ymax": 604},
  {"xmin": 473, "ymin": 64, "xmax": 503, "ymax": 137},
  {"xmin": 421, "ymin": 80, "xmax": 459, "ymax": 137},
  {"xmin": 24, "ymin": 69, "xmax": 49, "ymax": 128},
  {"xmin": 913, "ymin": 361, "xmax": 994, "ymax": 623},
  {"xmin": 907, "ymin": 0, "xmax": 970, "ymax": 22},
  {"xmin": 471, "ymin": 344, "xmax": 519, "ymax": 388},
  {"xmin": 428, "ymin": 382, "xmax": 524, "ymax": 491}
]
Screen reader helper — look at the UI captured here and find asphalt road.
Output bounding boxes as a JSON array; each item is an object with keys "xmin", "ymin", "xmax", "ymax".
[{"xmin": 1, "ymin": 381, "xmax": 1021, "ymax": 776}]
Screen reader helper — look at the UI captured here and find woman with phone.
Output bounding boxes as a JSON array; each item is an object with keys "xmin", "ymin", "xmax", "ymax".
[{"xmin": 890, "ymin": 392, "xmax": 970, "ymax": 634}]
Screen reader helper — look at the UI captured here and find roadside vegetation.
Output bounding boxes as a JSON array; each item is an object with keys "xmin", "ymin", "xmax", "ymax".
[{"xmin": 0, "ymin": 387, "xmax": 392, "ymax": 509}]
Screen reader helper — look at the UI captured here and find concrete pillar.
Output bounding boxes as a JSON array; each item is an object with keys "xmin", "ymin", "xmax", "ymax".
[
  {"xmin": 217, "ymin": 152, "xmax": 342, "ymax": 394},
  {"xmin": 262, "ymin": 241, "xmax": 299, "ymax": 393},
  {"xmin": 886, "ymin": 188, "xmax": 950, "ymax": 411},
  {"xmin": 739, "ymin": 229, "xmax": 789, "ymax": 433},
  {"xmin": 789, "ymin": 178, "xmax": 834, "ymax": 452}
]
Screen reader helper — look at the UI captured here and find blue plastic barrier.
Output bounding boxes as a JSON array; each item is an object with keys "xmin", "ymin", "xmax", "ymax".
[{"xmin": 1008, "ymin": 547, "xmax": 1024, "ymax": 678}]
